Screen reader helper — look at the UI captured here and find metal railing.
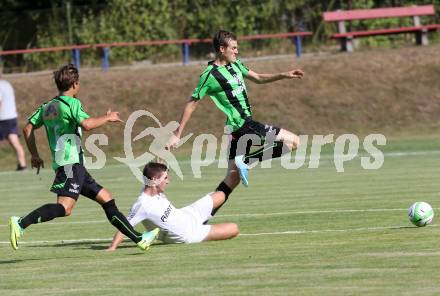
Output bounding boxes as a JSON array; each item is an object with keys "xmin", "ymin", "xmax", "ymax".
[{"xmin": 0, "ymin": 32, "xmax": 312, "ymax": 71}]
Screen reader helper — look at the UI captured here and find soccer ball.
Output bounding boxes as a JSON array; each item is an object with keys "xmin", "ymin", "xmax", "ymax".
[{"xmin": 408, "ymin": 202, "xmax": 434, "ymax": 227}]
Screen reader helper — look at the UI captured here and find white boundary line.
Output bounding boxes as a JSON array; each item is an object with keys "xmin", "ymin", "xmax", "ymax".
[
  {"xmin": 0, "ymin": 238, "xmax": 113, "ymax": 245},
  {"xmin": 218, "ymin": 208, "xmax": 412, "ymax": 217},
  {"xmin": 0, "ymin": 208, "xmax": 417, "ymax": 228},
  {"xmin": 0, "ymin": 150, "xmax": 439, "ymax": 176},
  {"xmin": 96, "ymin": 150, "xmax": 440, "ymax": 168},
  {"xmin": 1, "ymin": 224, "xmax": 438, "ymax": 246},
  {"xmin": 239, "ymin": 224, "xmax": 440, "ymax": 236}
]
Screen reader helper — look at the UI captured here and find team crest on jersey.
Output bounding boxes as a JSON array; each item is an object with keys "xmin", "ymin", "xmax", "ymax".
[
  {"xmin": 228, "ymin": 74, "xmax": 246, "ymax": 97},
  {"xmin": 43, "ymin": 101, "xmax": 60, "ymax": 120}
]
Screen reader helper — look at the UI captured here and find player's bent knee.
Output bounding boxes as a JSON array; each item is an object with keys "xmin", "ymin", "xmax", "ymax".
[
  {"xmin": 96, "ymin": 188, "xmax": 113, "ymax": 204},
  {"xmin": 278, "ymin": 129, "xmax": 300, "ymax": 151},
  {"xmin": 57, "ymin": 196, "xmax": 75, "ymax": 216},
  {"xmin": 285, "ymin": 133, "xmax": 300, "ymax": 151},
  {"xmin": 229, "ymin": 223, "xmax": 240, "ymax": 238},
  {"xmin": 291, "ymin": 134, "xmax": 300, "ymax": 150},
  {"xmin": 62, "ymin": 205, "xmax": 73, "ymax": 216},
  {"xmin": 224, "ymin": 223, "xmax": 239, "ymax": 239},
  {"xmin": 205, "ymin": 223, "xmax": 239, "ymax": 241}
]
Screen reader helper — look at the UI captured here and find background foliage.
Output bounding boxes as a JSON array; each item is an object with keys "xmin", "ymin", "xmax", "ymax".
[{"xmin": 1, "ymin": 0, "xmax": 439, "ymax": 70}]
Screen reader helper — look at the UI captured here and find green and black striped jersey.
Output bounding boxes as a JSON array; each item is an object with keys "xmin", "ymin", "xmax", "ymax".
[
  {"xmin": 191, "ymin": 59, "xmax": 252, "ymax": 132},
  {"xmin": 28, "ymin": 95, "xmax": 90, "ymax": 170}
]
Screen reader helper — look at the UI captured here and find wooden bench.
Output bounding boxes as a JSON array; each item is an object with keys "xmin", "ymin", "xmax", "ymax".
[{"xmin": 323, "ymin": 5, "xmax": 440, "ymax": 52}]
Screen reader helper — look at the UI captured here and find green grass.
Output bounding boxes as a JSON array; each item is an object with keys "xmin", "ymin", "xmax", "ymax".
[{"xmin": 1, "ymin": 138, "xmax": 440, "ymax": 295}]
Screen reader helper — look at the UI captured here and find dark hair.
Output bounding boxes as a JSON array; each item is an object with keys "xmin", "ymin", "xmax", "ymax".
[
  {"xmin": 53, "ymin": 64, "xmax": 79, "ymax": 92},
  {"xmin": 143, "ymin": 162, "xmax": 168, "ymax": 180},
  {"xmin": 213, "ymin": 30, "xmax": 237, "ymax": 53}
]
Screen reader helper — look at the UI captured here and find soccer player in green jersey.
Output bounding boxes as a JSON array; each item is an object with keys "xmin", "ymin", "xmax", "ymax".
[
  {"xmin": 168, "ymin": 30, "xmax": 304, "ymax": 215},
  {"xmin": 8, "ymin": 64, "xmax": 159, "ymax": 251}
]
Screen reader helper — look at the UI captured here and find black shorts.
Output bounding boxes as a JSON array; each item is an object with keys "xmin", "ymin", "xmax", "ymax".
[
  {"xmin": 228, "ymin": 119, "xmax": 281, "ymax": 159},
  {"xmin": 0, "ymin": 118, "xmax": 18, "ymax": 141},
  {"xmin": 50, "ymin": 163, "xmax": 103, "ymax": 200}
]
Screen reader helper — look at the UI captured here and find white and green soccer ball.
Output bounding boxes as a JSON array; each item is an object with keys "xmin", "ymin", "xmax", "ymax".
[{"xmin": 408, "ymin": 202, "xmax": 434, "ymax": 227}]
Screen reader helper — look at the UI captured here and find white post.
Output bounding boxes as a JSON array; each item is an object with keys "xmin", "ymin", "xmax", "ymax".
[
  {"xmin": 413, "ymin": 15, "xmax": 428, "ymax": 45},
  {"xmin": 338, "ymin": 20, "xmax": 353, "ymax": 52}
]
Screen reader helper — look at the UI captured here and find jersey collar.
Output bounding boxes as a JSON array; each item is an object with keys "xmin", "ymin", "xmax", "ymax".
[
  {"xmin": 59, "ymin": 95, "xmax": 77, "ymax": 100},
  {"xmin": 209, "ymin": 60, "xmax": 233, "ymax": 69}
]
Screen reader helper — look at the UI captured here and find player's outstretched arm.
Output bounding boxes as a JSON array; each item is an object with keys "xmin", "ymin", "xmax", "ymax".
[
  {"xmin": 246, "ymin": 69, "xmax": 304, "ymax": 84},
  {"xmin": 23, "ymin": 123, "xmax": 44, "ymax": 174},
  {"xmin": 81, "ymin": 108, "xmax": 123, "ymax": 131},
  {"xmin": 107, "ymin": 230, "xmax": 126, "ymax": 251},
  {"xmin": 167, "ymin": 98, "xmax": 198, "ymax": 149}
]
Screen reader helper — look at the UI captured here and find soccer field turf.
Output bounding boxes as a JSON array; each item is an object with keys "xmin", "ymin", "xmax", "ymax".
[{"xmin": 1, "ymin": 140, "xmax": 440, "ymax": 295}]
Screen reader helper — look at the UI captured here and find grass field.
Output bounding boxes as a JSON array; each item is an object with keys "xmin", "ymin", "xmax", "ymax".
[{"xmin": 1, "ymin": 137, "xmax": 440, "ymax": 295}]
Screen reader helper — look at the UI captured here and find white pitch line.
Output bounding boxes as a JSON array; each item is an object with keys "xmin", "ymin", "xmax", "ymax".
[
  {"xmin": 0, "ymin": 238, "xmax": 113, "ymax": 245},
  {"xmin": 1, "ymin": 224, "xmax": 438, "ymax": 246},
  {"xmin": 239, "ymin": 224, "xmax": 440, "ymax": 236},
  {"xmin": 0, "ymin": 220, "xmax": 108, "ymax": 228},
  {"xmin": 0, "ymin": 150, "xmax": 440, "ymax": 176},
  {"xmin": 0, "ymin": 208, "xmax": 416, "ymax": 228},
  {"xmin": 218, "ymin": 208, "xmax": 412, "ymax": 217},
  {"xmin": 96, "ymin": 150, "xmax": 440, "ymax": 168}
]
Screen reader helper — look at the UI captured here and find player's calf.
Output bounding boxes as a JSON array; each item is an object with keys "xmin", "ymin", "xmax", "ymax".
[
  {"xmin": 101, "ymin": 199, "xmax": 146, "ymax": 245},
  {"xmin": 223, "ymin": 159, "xmax": 241, "ymax": 189},
  {"xmin": 211, "ymin": 181, "xmax": 233, "ymax": 216},
  {"xmin": 17, "ymin": 203, "xmax": 67, "ymax": 229}
]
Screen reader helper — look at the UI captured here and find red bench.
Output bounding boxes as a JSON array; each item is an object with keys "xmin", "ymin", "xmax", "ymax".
[{"xmin": 323, "ymin": 5, "xmax": 440, "ymax": 52}]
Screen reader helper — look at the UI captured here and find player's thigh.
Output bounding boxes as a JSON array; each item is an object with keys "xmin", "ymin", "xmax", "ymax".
[
  {"xmin": 51, "ymin": 164, "xmax": 85, "ymax": 202},
  {"xmin": 0, "ymin": 119, "xmax": 11, "ymax": 142},
  {"xmin": 183, "ymin": 194, "xmax": 214, "ymax": 223},
  {"xmin": 204, "ymin": 223, "xmax": 239, "ymax": 241},
  {"xmin": 187, "ymin": 191, "xmax": 226, "ymax": 215},
  {"xmin": 1, "ymin": 119, "xmax": 18, "ymax": 143},
  {"xmin": 275, "ymin": 128, "xmax": 300, "ymax": 149},
  {"xmin": 80, "ymin": 170, "xmax": 105, "ymax": 202}
]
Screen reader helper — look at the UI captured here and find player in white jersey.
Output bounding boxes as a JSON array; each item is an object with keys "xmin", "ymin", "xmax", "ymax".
[
  {"xmin": 107, "ymin": 162, "xmax": 239, "ymax": 250},
  {"xmin": 0, "ymin": 76, "xmax": 26, "ymax": 170}
]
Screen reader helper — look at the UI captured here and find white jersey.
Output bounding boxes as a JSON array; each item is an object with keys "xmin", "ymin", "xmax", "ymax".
[
  {"xmin": 0, "ymin": 80, "xmax": 18, "ymax": 120},
  {"xmin": 127, "ymin": 192, "xmax": 213, "ymax": 244}
]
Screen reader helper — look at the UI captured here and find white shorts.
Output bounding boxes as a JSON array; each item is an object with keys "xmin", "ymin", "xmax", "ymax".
[
  {"xmin": 180, "ymin": 193, "xmax": 214, "ymax": 243},
  {"xmin": 140, "ymin": 193, "xmax": 214, "ymax": 244}
]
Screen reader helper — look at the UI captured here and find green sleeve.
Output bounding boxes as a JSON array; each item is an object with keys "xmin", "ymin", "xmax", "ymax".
[
  {"xmin": 235, "ymin": 59, "xmax": 249, "ymax": 77},
  {"xmin": 71, "ymin": 99, "xmax": 90, "ymax": 124},
  {"xmin": 28, "ymin": 105, "xmax": 44, "ymax": 128},
  {"xmin": 191, "ymin": 72, "xmax": 211, "ymax": 101}
]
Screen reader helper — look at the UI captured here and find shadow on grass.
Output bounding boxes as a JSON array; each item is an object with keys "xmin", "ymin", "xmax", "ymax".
[
  {"xmin": 0, "ymin": 259, "xmax": 29, "ymax": 264},
  {"xmin": 89, "ymin": 242, "xmax": 171, "ymax": 252},
  {"xmin": 0, "ymin": 256, "xmax": 88, "ymax": 264},
  {"xmin": 41, "ymin": 240, "xmax": 171, "ymax": 251},
  {"xmin": 391, "ymin": 226, "xmax": 421, "ymax": 230}
]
